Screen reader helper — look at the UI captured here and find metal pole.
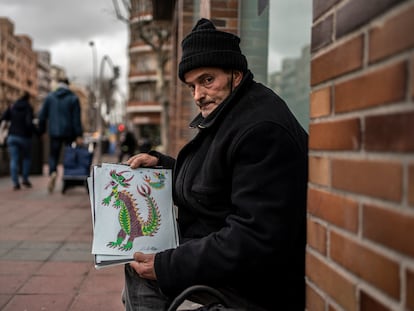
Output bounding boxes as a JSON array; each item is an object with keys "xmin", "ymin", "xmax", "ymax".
[
  {"xmin": 88, "ymin": 41, "xmax": 98, "ymax": 93},
  {"xmin": 96, "ymin": 55, "xmax": 118, "ymax": 164},
  {"xmin": 96, "ymin": 55, "xmax": 107, "ymax": 165},
  {"xmin": 88, "ymin": 41, "xmax": 101, "ymax": 164}
]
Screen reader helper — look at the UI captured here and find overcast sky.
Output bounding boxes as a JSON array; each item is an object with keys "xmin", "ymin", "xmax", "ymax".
[
  {"xmin": 0, "ymin": 0, "xmax": 129, "ymax": 95},
  {"xmin": 0, "ymin": 0, "xmax": 311, "ymax": 94}
]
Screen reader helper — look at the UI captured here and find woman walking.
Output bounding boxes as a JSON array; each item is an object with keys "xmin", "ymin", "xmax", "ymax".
[{"xmin": 0, "ymin": 91, "xmax": 36, "ymax": 190}]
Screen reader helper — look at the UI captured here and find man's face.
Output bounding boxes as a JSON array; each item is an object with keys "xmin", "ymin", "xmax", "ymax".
[{"xmin": 184, "ymin": 67, "xmax": 242, "ymax": 118}]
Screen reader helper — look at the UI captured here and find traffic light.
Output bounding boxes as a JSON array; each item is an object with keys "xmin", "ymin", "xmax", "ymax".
[{"xmin": 117, "ymin": 123, "xmax": 125, "ymax": 132}]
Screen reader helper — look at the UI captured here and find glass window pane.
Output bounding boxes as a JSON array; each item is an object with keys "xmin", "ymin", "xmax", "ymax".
[{"xmin": 268, "ymin": 0, "xmax": 312, "ymax": 131}]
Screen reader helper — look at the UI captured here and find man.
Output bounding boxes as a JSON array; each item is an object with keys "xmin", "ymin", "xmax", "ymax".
[
  {"xmin": 38, "ymin": 78, "xmax": 83, "ymax": 193},
  {"xmin": 125, "ymin": 18, "xmax": 308, "ymax": 310},
  {"xmin": 118, "ymin": 130, "xmax": 137, "ymax": 163}
]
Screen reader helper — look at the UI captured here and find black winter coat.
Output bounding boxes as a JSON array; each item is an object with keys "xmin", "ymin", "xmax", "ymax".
[
  {"xmin": 1, "ymin": 98, "xmax": 35, "ymax": 138},
  {"xmin": 38, "ymin": 87, "xmax": 83, "ymax": 139},
  {"xmin": 153, "ymin": 71, "xmax": 308, "ymax": 310}
]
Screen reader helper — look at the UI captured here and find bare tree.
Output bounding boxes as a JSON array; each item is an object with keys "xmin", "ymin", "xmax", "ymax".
[{"xmin": 112, "ymin": 0, "xmax": 172, "ymax": 152}]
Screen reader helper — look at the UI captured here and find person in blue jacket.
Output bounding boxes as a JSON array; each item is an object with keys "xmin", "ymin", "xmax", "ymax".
[
  {"xmin": 124, "ymin": 18, "xmax": 308, "ymax": 310},
  {"xmin": 0, "ymin": 91, "xmax": 37, "ymax": 190},
  {"xmin": 38, "ymin": 78, "xmax": 83, "ymax": 193}
]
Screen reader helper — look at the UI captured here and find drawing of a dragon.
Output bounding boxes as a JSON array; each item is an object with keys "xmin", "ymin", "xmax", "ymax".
[{"xmin": 101, "ymin": 169, "xmax": 163, "ymax": 251}]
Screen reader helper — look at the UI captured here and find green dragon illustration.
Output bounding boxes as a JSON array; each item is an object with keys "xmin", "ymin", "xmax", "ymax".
[{"xmin": 101, "ymin": 169, "xmax": 162, "ymax": 251}]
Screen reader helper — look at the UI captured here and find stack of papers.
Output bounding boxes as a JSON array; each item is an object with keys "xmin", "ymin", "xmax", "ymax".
[{"xmin": 87, "ymin": 163, "xmax": 179, "ymax": 269}]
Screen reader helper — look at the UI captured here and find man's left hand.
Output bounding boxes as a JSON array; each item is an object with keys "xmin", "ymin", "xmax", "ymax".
[{"xmin": 130, "ymin": 252, "xmax": 157, "ymax": 280}]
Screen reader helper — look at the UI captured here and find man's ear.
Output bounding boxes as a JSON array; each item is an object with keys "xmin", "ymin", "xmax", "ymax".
[{"xmin": 233, "ymin": 70, "xmax": 243, "ymax": 87}]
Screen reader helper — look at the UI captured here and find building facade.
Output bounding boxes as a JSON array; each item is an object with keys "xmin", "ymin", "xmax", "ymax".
[
  {"xmin": 0, "ymin": 17, "xmax": 38, "ymax": 112},
  {"xmin": 0, "ymin": 16, "xmax": 95, "ymax": 175},
  {"xmin": 35, "ymin": 50, "xmax": 51, "ymax": 113},
  {"xmin": 126, "ymin": 0, "xmax": 173, "ymax": 149}
]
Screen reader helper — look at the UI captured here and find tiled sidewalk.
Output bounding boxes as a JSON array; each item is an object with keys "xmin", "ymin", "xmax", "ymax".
[{"xmin": 0, "ymin": 169, "xmax": 125, "ymax": 311}]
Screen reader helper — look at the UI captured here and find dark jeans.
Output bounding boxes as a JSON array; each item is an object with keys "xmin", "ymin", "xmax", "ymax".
[
  {"xmin": 49, "ymin": 136, "xmax": 73, "ymax": 175},
  {"xmin": 123, "ymin": 265, "xmax": 171, "ymax": 311},
  {"xmin": 7, "ymin": 134, "xmax": 32, "ymax": 186},
  {"xmin": 123, "ymin": 265, "xmax": 267, "ymax": 311}
]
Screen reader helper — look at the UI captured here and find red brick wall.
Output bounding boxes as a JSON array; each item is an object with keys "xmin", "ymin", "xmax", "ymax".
[
  {"xmin": 168, "ymin": 0, "xmax": 196, "ymax": 157},
  {"xmin": 308, "ymin": 0, "xmax": 414, "ymax": 310}
]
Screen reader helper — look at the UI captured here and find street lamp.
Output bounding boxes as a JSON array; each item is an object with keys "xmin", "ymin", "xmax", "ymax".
[
  {"xmin": 88, "ymin": 41, "xmax": 98, "ymax": 135},
  {"xmin": 95, "ymin": 54, "xmax": 119, "ymax": 164},
  {"xmin": 88, "ymin": 41, "xmax": 98, "ymax": 93}
]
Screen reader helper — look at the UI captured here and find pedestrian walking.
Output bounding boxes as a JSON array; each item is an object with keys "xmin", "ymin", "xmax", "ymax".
[
  {"xmin": 38, "ymin": 77, "xmax": 83, "ymax": 193},
  {"xmin": 124, "ymin": 18, "xmax": 308, "ymax": 310},
  {"xmin": 137, "ymin": 136, "xmax": 152, "ymax": 153},
  {"xmin": 0, "ymin": 91, "xmax": 37, "ymax": 190},
  {"xmin": 118, "ymin": 130, "xmax": 137, "ymax": 163}
]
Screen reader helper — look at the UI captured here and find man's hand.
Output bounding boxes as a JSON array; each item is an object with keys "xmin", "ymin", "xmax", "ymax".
[
  {"xmin": 75, "ymin": 136, "xmax": 84, "ymax": 146},
  {"xmin": 130, "ymin": 252, "xmax": 157, "ymax": 280},
  {"xmin": 126, "ymin": 153, "xmax": 158, "ymax": 168}
]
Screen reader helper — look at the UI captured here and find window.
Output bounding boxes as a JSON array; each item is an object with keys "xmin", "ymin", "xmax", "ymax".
[{"xmin": 267, "ymin": 0, "xmax": 311, "ymax": 131}]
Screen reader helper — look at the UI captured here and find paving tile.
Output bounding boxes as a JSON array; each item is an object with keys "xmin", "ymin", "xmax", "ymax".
[
  {"xmin": 0, "ymin": 275, "xmax": 30, "ymax": 293},
  {"xmin": 0, "ymin": 294, "xmax": 12, "ymax": 309},
  {"xmin": 0, "ymin": 241, "xmax": 20, "ymax": 257},
  {"xmin": 18, "ymin": 241, "xmax": 62, "ymax": 250},
  {"xmin": 0, "ymin": 228, "xmax": 39, "ymax": 241},
  {"xmin": 1, "ymin": 247, "xmax": 56, "ymax": 261},
  {"xmin": 70, "ymin": 293, "xmax": 125, "ymax": 311},
  {"xmin": 80, "ymin": 274, "xmax": 124, "ymax": 294},
  {"xmin": 50, "ymin": 242, "xmax": 94, "ymax": 262},
  {"xmin": 36, "ymin": 261, "xmax": 92, "ymax": 276},
  {"xmin": 18, "ymin": 275, "xmax": 84, "ymax": 294},
  {"xmin": 0, "ymin": 241, "xmax": 61, "ymax": 261},
  {"xmin": 0, "ymin": 260, "xmax": 42, "ymax": 275},
  {"xmin": 2, "ymin": 294, "xmax": 73, "ymax": 311}
]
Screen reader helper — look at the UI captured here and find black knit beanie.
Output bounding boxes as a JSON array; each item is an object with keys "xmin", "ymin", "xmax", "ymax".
[{"xmin": 178, "ymin": 18, "xmax": 248, "ymax": 82}]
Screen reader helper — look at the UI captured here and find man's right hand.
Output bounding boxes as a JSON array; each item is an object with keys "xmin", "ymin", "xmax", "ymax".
[{"xmin": 126, "ymin": 153, "xmax": 158, "ymax": 168}]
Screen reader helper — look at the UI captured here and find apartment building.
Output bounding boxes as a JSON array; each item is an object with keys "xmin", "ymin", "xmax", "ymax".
[
  {"xmin": 126, "ymin": 0, "xmax": 174, "ymax": 149},
  {"xmin": 35, "ymin": 50, "xmax": 51, "ymax": 113},
  {"xmin": 0, "ymin": 18, "xmax": 88, "ymax": 124},
  {"xmin": 0, "ymin": 17, "xmax": 37, "ymax": 112}
]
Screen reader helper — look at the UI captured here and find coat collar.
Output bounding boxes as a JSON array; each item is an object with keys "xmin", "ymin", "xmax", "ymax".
[{"xmin": 189, "ymin": 70, "xmax": 254, "ymax": 129}]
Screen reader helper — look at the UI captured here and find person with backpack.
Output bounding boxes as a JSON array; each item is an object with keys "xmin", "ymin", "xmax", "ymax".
[{"xmin": 38, "ymin": 77, "xmax": 83, "ymax": 193}]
